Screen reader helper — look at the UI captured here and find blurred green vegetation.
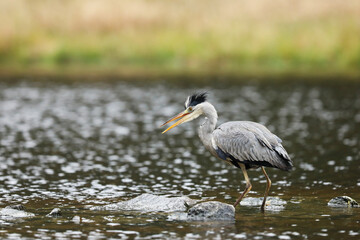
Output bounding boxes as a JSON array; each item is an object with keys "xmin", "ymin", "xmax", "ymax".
[{"xmin": 0, "ymin": 0, "xmax": 359, "ymax": 80}]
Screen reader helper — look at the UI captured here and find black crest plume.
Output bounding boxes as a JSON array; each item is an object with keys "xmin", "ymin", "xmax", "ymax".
[{"xmin": 185, "ymin": 92, "xmax": 208, "ymax": 108}]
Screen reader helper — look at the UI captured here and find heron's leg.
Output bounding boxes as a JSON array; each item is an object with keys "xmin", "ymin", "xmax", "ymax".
[
  {"xmin": 261, "ymin": 166, "xmax": 272, "ymax": 211},
  {"xmin": 233, "ymin": 164, "xmax": 252, "ymax": 207}
]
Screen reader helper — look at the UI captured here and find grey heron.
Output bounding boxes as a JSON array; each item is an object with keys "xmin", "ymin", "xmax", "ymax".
[{"xmin": 161, "ymin": 92, "xmax": 293, "ymax": 211}]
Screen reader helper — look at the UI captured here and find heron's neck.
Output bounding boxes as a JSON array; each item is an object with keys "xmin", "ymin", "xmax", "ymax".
[{"xmin": 198, "ymin": 102, "xmax": 218, "ymax": 151}]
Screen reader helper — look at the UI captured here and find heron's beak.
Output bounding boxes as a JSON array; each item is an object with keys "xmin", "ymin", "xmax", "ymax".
[{"xmin": 161, "ymin": 110, "xmax": 191, "ymax": 134}]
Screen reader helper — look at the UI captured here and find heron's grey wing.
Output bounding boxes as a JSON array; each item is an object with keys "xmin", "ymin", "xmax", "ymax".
[
  {"xmin": 212, "ymin": 121, "xmax": 292, "ymax": 170},
  {"xmin": 242, "ymin": 121, "xmax": 291, "ymax": 161}
]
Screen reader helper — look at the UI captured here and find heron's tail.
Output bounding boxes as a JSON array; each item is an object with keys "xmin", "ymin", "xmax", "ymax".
[
  {"xmin": 281, "ymin": 158, "xmax": 293, "ymax": 171},
  {"xmin": 274, "ymin": 145, "xmax": 293, "ymax": 171}
]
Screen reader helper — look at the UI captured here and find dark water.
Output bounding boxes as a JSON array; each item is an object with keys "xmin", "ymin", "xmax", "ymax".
[{"xmin": 0, "ymin": 79, "xmax": 359, "ymax": 239}]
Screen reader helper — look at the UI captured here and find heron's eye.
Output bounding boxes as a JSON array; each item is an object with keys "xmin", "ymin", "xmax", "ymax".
[{"xmin": 188, "ymin": 107, "xmax": 193, "ymax": 111}]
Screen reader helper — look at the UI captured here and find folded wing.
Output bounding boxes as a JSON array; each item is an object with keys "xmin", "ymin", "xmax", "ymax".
[{"xmin": 213, "ymin": 121, "xmax": 293, "ymax": 171}]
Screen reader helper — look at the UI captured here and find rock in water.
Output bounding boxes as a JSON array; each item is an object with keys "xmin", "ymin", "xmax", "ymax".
[
  {"xmin": 240, "ymin": 197, "xmax": 287, "ymax": 206},
  {"xmin": 239, "ymin": 197, "xmax": 287, "ymax": 211},
  {"xmin": 91, "ymin": 193, "xmax": 198, "ymax": 212},
  {"xmin": 187, "ymin": 201, "xmax": 235, "ymax": 221},
  {"xmin": 328, "ymin": 196, "xmax": 359, "ymax": 208},
  {"xmin": 0, "ymin": 206, "xmax": 35, "ymax": 218},
  {"xmin": 72, "ymin": 215, "xmax": 94, "ymax": 224},
  {"xmin": 6, "ymin": 205, "xmax": 26, "ymax": 211},
  {"xmin": 47, "ymin": 208, "xmax": 62, "ymax": 217}
]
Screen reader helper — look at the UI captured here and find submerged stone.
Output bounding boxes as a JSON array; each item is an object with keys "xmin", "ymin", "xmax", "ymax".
[
  {"xmin": 187, "ymin": 201, "xmax": 235, "ymax": 221},
  {"xmin": 240, "ymin": 197, "xmax": 287, "ymax": 211},
  {"xmin": 47, "ymin": 208, "xmax": 62, "ymax": 217},
  {"xmin": 72, "ymin": 215, "xmax": 94, "ymax": 224},
  {"xmin": 0, "ymin": 206, "xmax": 35, "ymax": 218},
  {"xmin": 6, "ymin": 205, "xmax": 26, "ymax": 211},
  {"xmin": 91, "ymin": 193, "xmax": 198, "ymax": 212},
  {"xmin": 328, "ymin": 196, "xmax": 359, "ymax": 208}
]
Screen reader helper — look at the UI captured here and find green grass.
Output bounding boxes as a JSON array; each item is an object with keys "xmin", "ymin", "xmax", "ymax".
[{"xmin": 0, "ymin": 0, "xmax": 359, "ymax": 80}]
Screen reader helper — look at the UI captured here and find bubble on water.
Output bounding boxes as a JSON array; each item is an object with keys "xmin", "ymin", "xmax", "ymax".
[
  {"xmin": 322, "ymin": 182, "xmax": 332, "ymax": 186},
  {"xmin": 299, "ymin": 163, "xmax": 315, "ymax": 171},
  {"xmin": 108, "ymin": 155, "xmax": 119, "ymax": 161},
  {"xmin": 278, "ymin": 234, "xmax": 291, "ymax": 239},
  {"xmin": 349, "ymin": 230, "xmax": 359, "ymax": 236},
  {"xmin": 122, "ymin": 178, "xmax": 133, "ymax": 183},
  {"xmin": 334, "ymin": 166, "xmax": 347, "ymax": 172},
  {"xmin": 327, "ymin": 160, "xmax": 335, "ymax": 166},
  {"xmin": 61, "ymin": 162, "xmax": 81, "ymax": 174},
  {"xmin": 5, "ymin": 176, "xmax": 18, "ymax": 185},
  {"xmin": 114, "ymin": 126, "xmax": 130, "ymax": 136},
  {"xmin": 316, "ymin": 233, "xmax": 328, "ymax": 237},
  {"xmin": 263, "ymin": 232, "xmax": 276, "ymax": 237},
  {"xmin": 232, "ymin": 233, "xmax": 247, "ymax": 239},
  {"xmin": 275, "ymin": 180, "xmax": 291, "ymax": 186},
  {"xmin": 44, "ymin": 169, "xmax": 54, "ymax": 175},
  {"xmin": 123, "ymin": 155, "xmax": 136, "ymax": 163}
]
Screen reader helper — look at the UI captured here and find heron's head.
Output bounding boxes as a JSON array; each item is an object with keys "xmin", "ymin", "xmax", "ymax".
[{"xmin": 161, "ymin": 92, "xmax": 207, "ymax": 133}]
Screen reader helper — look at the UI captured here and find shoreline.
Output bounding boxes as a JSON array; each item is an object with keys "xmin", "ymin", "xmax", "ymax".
[{"xmin": 1, "ymin": 66, "xmax": 359, "ymax": 84}]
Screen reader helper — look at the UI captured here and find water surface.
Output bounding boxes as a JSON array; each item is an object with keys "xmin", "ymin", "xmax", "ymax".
[{"xmin": 0, "ymin": 80, "xmax": 359, "ymax": 239}]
